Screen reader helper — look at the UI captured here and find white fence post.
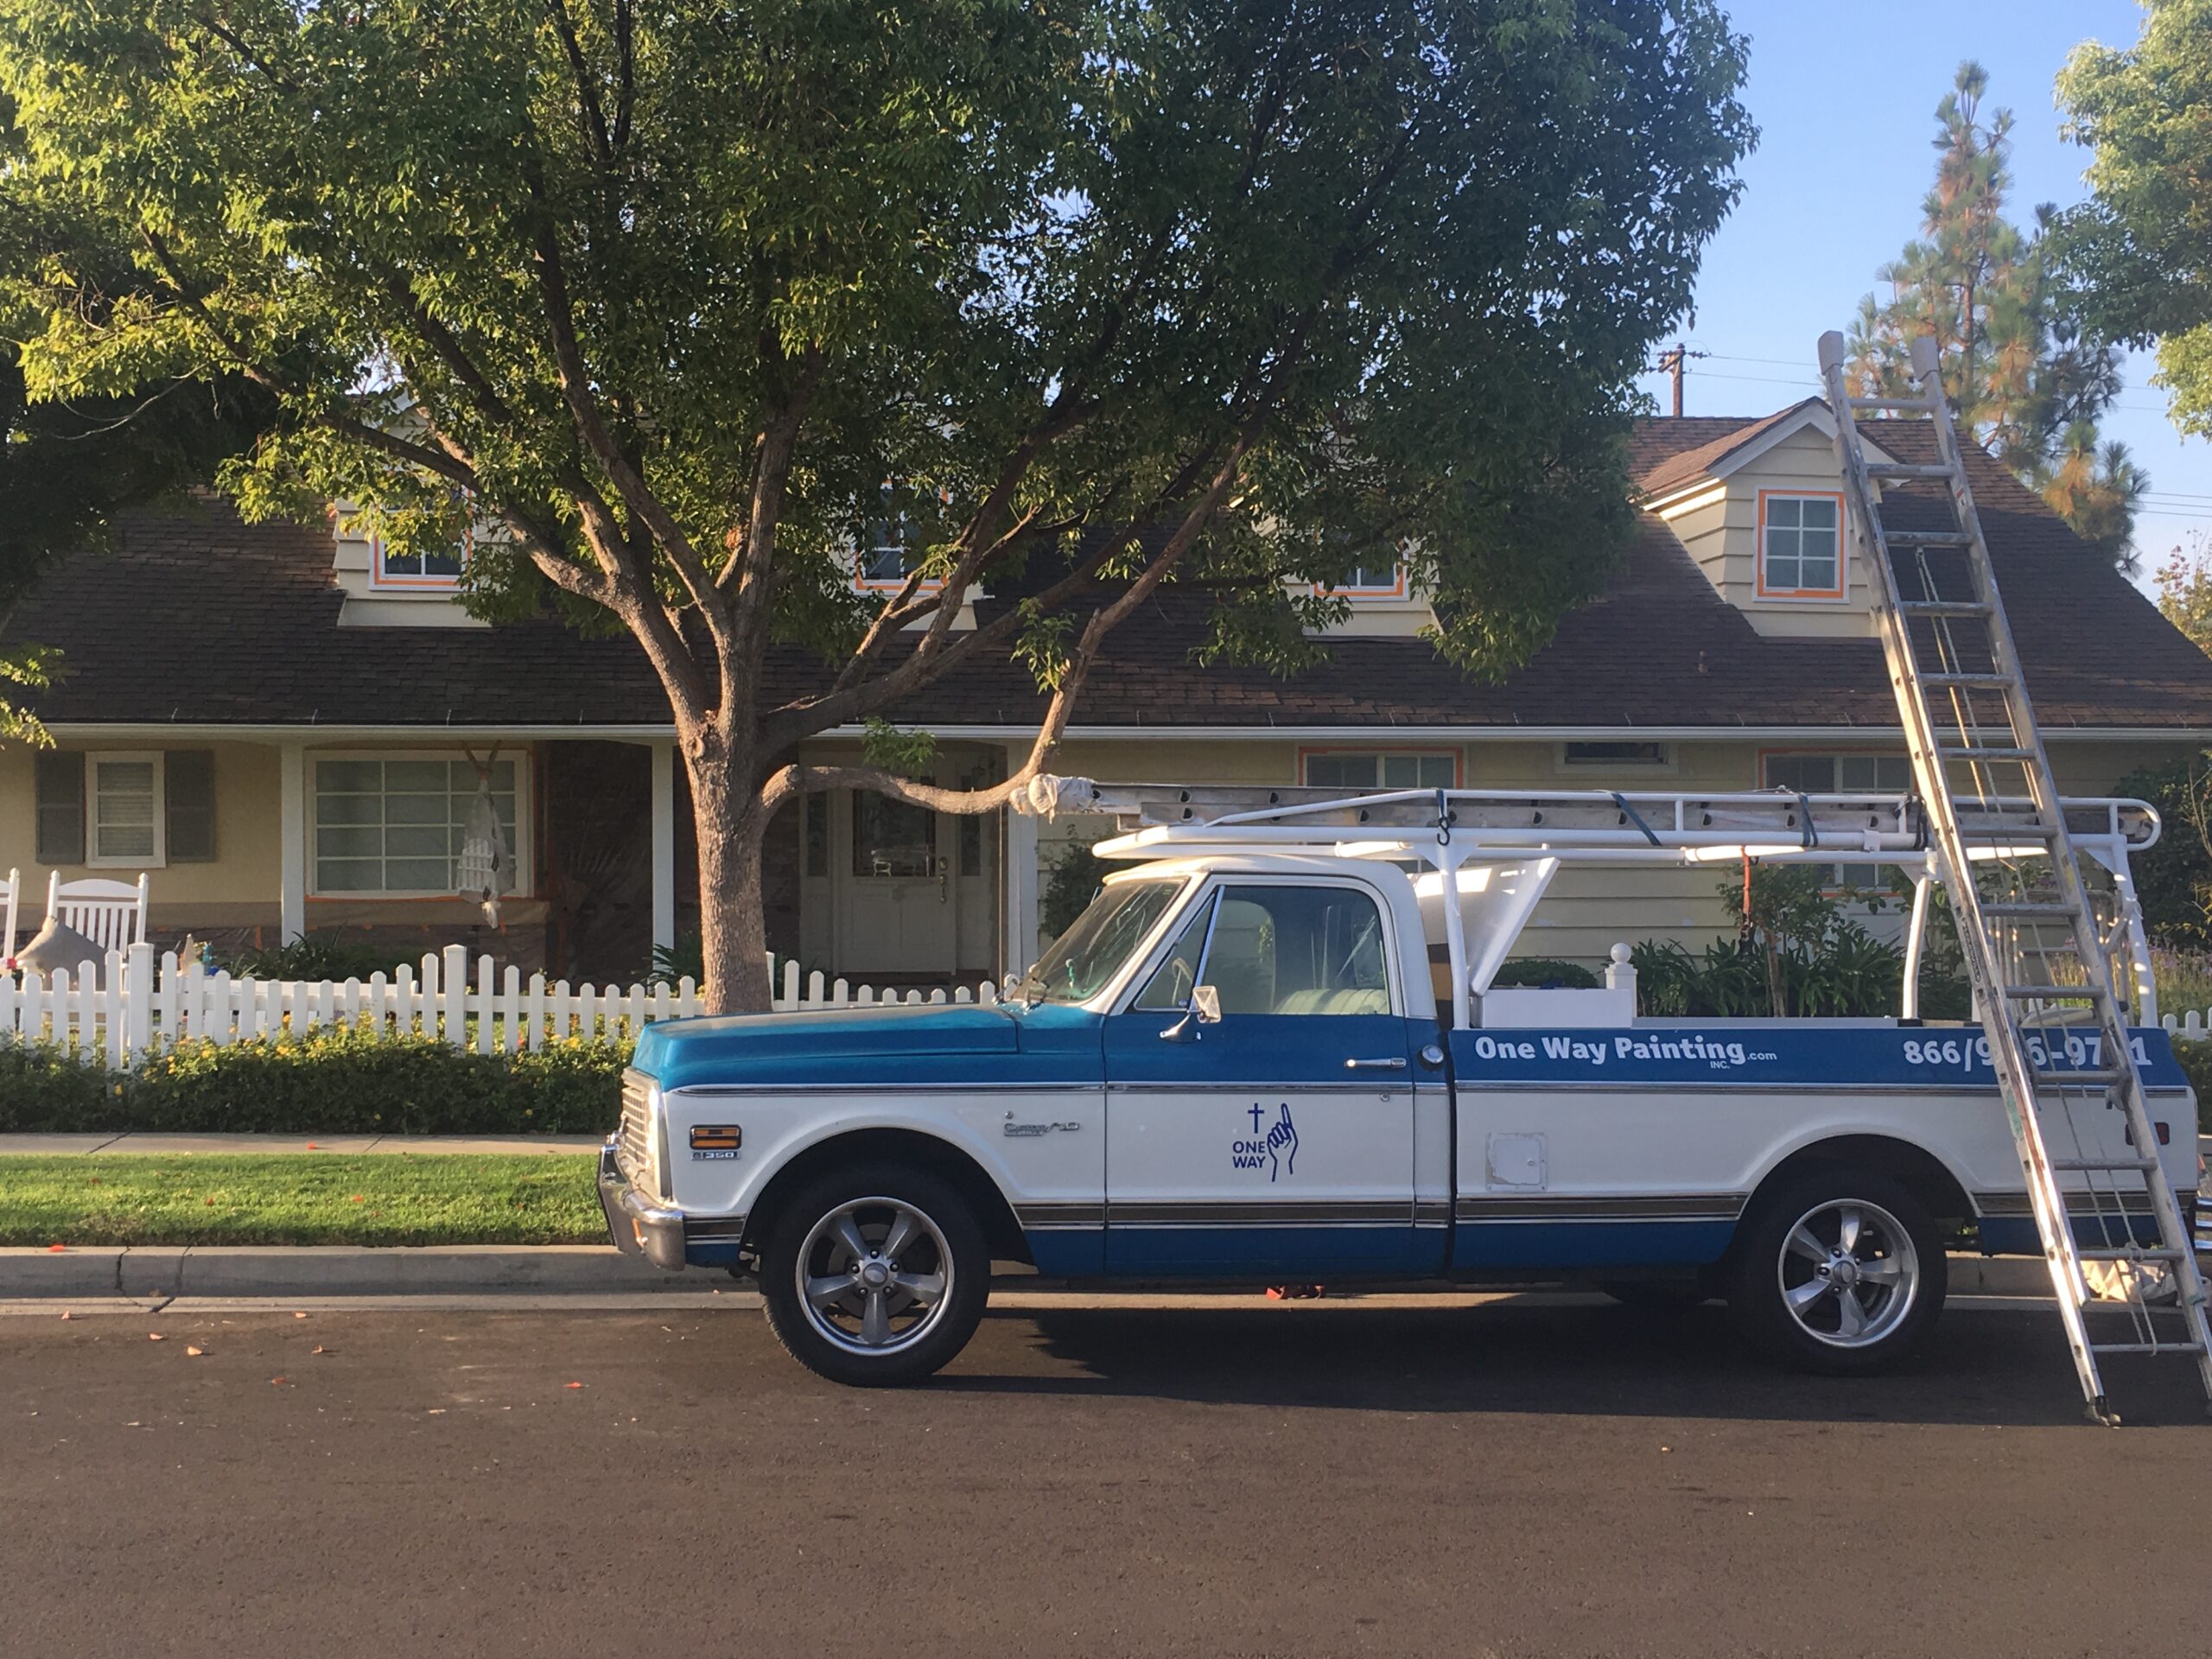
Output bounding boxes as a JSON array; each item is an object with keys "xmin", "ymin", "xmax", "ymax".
[{"xmin": 0, "ymin": 948, "xmax": 1006, "ymax": 1071}]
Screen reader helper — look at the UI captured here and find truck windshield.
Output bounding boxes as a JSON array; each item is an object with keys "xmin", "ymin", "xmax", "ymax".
[{"xmin": 1017, "ymin": 879, "xmax": 1183, "ymax": 1006}]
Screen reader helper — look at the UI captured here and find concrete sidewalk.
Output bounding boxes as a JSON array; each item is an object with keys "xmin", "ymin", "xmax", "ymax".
[{"xmin": 0, "ymin": 1132, "xmax": 602, "ymax": 1155}]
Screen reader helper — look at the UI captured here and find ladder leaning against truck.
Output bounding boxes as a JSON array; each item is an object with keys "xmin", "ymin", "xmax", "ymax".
[{"xmin": 595, "ymin": 334, "xmax": 2210, "ymax": 1420}]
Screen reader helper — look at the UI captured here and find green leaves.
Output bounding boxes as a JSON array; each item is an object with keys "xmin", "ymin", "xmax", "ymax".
[
  {"xmin": 1849, "ymin": 60, "xmax": 2143, "ymax": 563},
  {"xmin": 2055, "ymin": 0, "xmax": 2212, "ymax": 442}
]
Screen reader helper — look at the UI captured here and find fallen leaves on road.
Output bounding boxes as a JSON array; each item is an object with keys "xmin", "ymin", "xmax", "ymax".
[
  {"xmin": 270, "ymin": 1376, "xmax": 289, "ymax": 1386},
  {"xmin": 565, "ymin": 1382, "xmax": 583, "ymax": 1390},
  {"xmin": 293, "ymin": 1312, "xmax": 308, "ymax": 1319},
  {"xmin": 186, "ymin": 1346, "xmax": 205, "ymax": 1357},
  {"xmin": 311, "ymin": 1345, "xmax": 331, "ymax": 1356},
  {"xmin": 147, "ymin": 1333, "xmax": 164, "ymax": 1343},
  {"xmin": 59, "ymin": 1312, "xmax": 73, "ymax": 1320},
  {"xmin": 46, "ymin": 1243, "xmax": 65, "ymax": 1253}
]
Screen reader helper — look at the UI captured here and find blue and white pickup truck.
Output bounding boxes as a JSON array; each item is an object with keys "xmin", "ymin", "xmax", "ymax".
[{"xmin": 600, "ymin": 786, "xmax": 2200, "ymax": 1386}]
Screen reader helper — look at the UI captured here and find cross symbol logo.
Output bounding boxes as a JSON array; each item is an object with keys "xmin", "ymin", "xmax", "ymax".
[{"xmin": 1248, "ymin": 1103, "xmax": 1266, "ymax": 1134}]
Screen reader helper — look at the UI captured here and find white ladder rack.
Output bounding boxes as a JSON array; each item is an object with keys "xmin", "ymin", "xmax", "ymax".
[{"xmin": 1821, "ymin": 329, "xmax": 2212, "ymax": 1424}]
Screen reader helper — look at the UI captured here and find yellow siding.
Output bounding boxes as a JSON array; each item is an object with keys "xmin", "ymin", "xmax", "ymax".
[{"xmin": 0, "ymin": 741, "xmax": 285, "ymax": 931}]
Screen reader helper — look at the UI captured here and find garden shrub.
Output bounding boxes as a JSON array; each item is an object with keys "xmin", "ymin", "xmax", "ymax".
[
  {"xmin": 1490, "ymin": 958, "xmax": 1599, "ymax": 989},
  {"xmin": 0, "ymin": 1029, "xmax": 629, "ymax": 1135}
]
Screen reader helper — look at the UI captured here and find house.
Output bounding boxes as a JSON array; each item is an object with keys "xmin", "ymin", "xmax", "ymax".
[{"xmin": 5, "ymin": 399, "xmax": 2210, "ymax": 987}]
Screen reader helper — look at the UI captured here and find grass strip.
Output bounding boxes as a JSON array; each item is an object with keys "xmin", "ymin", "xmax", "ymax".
[{"xmin": 0, "ymin": 1154, "xmax": 606, "ymax": 1247}]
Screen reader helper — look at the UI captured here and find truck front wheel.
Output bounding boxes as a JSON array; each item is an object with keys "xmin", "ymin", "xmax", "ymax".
[
  {"xmin": 759, "ymin": 1164, "xmax": 990, "ymax": 1387},
  {"xmin": 1726, "ymin": 1168, "xmax": 1945, "ymax": 1376}
]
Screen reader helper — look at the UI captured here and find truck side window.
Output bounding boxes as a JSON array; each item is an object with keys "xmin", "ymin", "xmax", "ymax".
[
  {"xmin": 1133, "ymin": 893, "xmax": 1217, "ymax": 1010},
  {"xmin": 1204, "ymin": 886, "xmax": 1392, "ymax": 1016}
]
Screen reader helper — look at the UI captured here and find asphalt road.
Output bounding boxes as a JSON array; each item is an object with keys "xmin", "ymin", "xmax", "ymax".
[{"xmin": 3, "ymin": 1294, "xmax": 2206, "ymax": 1658}]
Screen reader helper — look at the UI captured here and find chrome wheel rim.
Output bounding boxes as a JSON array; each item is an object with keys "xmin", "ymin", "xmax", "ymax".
[
  {"xmin": 796, "ymin": 1197, "xmax": 954, "ymax": 1357},
  {"xmin": 1775, "ymin": 1198, "xmax": 1919, "ymax": 1350}
]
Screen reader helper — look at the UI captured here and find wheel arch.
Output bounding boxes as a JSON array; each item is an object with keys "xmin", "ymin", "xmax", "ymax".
[
  {"xmin": 1743, "ymin": 1133, "xmax": 1976, "ymax": 1231},
  {"xmin": 742, "ymin": 1127, "xmax": 1031, "ymax": 1266}
]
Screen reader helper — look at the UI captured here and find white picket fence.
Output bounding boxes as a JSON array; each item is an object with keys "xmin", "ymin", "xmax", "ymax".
[{"xmin": 0, "ymin": 944, "xmax": 997, "ymax": 1070}]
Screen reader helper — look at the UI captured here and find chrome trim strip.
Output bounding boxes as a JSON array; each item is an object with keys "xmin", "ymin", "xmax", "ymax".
[
  {"xmin": 1972, "ymin": 1190, "xmax": 2171, "ymax": 1218},
  {"xmin": 1106, "ymin": 1202, "xmax": 1414, "ymax": 1226},
  {"xmin": 1105, "ymin": 1082, "xmax": 1420, "ymax": 1096},
  {"xmin": 647, "ymin": 1081, "xmax": 1096, "ymax": 1097},
  {"xmin": 1448, "ymin": 1081, "xmax": 2196, "ymax": 1097},
  {"xmin": 1454, "ymin": 1193, "xmax": 1745, "ymax": 1222}
]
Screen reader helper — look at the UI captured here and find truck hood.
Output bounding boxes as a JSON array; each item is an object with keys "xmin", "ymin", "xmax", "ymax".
[{"xmin": 632, "ymin": 1001, "xmax": 1023, "ymax": 1092}]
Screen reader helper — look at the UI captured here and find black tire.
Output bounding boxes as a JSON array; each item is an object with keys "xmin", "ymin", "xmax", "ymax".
[
  {"xmin": 759, "ymin": 1162, "xmax": 990, "ymax": 1387},
  {"xmin": 1727, "ymin": 1166, "xmax": 1946, "ymax": 1376}
]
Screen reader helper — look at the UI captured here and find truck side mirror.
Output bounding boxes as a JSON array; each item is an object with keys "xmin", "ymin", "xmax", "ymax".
[{"xmin": 1160, "ymin": 984, "xmax": 1223, "ymax": 1042}]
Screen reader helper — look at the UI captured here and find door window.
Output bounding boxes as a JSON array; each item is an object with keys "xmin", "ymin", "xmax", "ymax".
[
  {"xmin": 1200, "ymin": 886, "xmax": 1392, "ymax": 1016},
  {"xmin": 852, "ymin": 791, "xmax": 935, "ymax": 877},
  {"xmin": 1134, "ymin": 893, "xmax": 1217, "ymax": 1010}
]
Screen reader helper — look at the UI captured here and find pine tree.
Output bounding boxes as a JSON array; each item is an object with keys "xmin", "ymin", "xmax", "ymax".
[{"xmin": 1847, "ymin": 62, "xmax": 2145, "ymax": 566}]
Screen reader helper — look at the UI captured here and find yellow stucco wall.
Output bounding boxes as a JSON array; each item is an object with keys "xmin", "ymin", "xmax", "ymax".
[
  {"xmin": 6, "ymin": 729, "xmax": 2199, "ymax": 967},
  {"xmin": 0, "ymin": 741, "xmax": 285, "ymax": 931}
]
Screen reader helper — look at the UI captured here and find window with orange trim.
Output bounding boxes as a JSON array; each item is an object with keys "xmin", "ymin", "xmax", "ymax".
[{"xmin": 1756, "ymin": 492, "xmax": 1843, "ymax": 599}]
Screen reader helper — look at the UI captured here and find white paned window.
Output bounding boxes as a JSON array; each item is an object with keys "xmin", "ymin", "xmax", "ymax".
[
  {"xmin": 313, "ymin": 757, "xmax": 523, "ymax": 896},
  {"xmin": 1303, "ymin": 751, "xmax": 1458, "ymax": 791},
  {"xmin": 1764, "ymin": 752, "xmax": 1910, "ymax": 890},
  {"xmin": 90, "ymin": 753, "xmax": 163, "ymax": 868},
  {"xmin": 1758, "ymin": 493, "xmax": 1843, "ymax": 598}
]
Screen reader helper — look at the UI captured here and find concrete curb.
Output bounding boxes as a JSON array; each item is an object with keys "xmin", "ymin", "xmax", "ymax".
[
  {"xmin": 0, "ymin": 1245, "xmax": 2105, "ymax": 1302},
  {"xmin": 3, "ymin": 1244, "xmax": 691, "ymax": 1300}
]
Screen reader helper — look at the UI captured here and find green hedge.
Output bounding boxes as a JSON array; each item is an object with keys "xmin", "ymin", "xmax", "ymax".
[{"xmin": 0, "ymin": 1029, "xmax": 628, "ymax": 1135}]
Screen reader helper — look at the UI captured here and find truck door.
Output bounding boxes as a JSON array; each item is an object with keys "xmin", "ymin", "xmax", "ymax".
[{"xmin": 1101, "ymin": 878, "xmax": 1427, "ymax": 1275}]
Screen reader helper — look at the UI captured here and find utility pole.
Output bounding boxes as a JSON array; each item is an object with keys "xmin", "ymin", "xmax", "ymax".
[{"xmin": 1655, "ymin": 342, "xmax": 1708, "ymax": 416}]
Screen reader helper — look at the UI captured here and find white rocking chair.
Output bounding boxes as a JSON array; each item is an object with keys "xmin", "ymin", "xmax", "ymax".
[{"xmin": 45, "ymin": 870, "xmax": 150, "ymax": 953}]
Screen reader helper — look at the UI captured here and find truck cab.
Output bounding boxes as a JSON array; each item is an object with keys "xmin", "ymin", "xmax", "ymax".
[{"xmin": 601, "ymin": 785, "xmax": 2198, "ymax": 1388}]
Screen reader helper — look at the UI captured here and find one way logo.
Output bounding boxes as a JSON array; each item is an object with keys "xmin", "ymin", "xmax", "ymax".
[{"xmin": 1231, "ymin": 1103, "xmax": 1299, "ymax": 1181}]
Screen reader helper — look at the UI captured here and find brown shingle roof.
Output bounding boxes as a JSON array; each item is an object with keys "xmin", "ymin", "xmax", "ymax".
[
  {"xmin": 1635, "ymin": 401, "xmax": 1821, "ymax": 497},
  {"xmin": 10, "ymin": 418, "xmax": 2212, "ymax": 735}
]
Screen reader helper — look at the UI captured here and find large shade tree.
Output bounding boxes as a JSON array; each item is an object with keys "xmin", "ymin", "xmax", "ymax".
[
  {"xmin": 0, "ymin": 0, "xmax": 1752, "ymax": 1010},
  {"xmin": 0, "ymin": 92, "xmax": 274, "ymax": 741},
  {"xmin": 2056, "ymin": 0, "xmax": 2212, "ymax": 442},
  {"xmin": 1847, "ymin": 61, "xmax": 2146, "ymax": 566}
]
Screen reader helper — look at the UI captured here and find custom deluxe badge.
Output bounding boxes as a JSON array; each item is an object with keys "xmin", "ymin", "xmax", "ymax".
[{"xmin": 1232, "ymin": 1103, "xmax": 1299, "ymax": 1181}]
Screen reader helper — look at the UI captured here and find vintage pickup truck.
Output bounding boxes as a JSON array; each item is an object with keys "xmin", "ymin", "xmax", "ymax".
[{"xmin": 599, "ymin": 785, "xmax": 2199, "ymax": 1387}]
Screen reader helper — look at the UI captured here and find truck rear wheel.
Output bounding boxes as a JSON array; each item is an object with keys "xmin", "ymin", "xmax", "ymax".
[
  {"xmin": 1727, "ymin": 1167, "xmax": 1944, "ymax": 1376},
  {"xmin": 759, "ymin": 1164, "xmax": 989, "ymax": 1387}
]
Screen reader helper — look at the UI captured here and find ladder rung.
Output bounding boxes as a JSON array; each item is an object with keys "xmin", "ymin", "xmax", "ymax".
[
  {"xmin": 2048, "ymin": 1156, "xmax": 2159, "ymax": 1172},
  {"xmin": 1883, "ymin": 529, "xmax": 1974, "ymax": 547},
  {"xmin": 1938, "ymin": 745, "xmax": 2036, "ymax": 761},
  {"xmin": 2035, "ymin": 1073, "xmax": 2126, "ymax": 1090},
  {"xmin": 1957, "ymin": 822, "xmax": 2063, "ymax": 841},
  {"xmin": 2088, "ymin": 1341, "xmax": 2205, "ymax": 1356},
  {"xmin": 2002, "ymin": 984, "xmax": 2101, "ymax": 1000},
  {"xmin": 1923, "ymin": 672, "xmax": 2017, "ymax": 690},
  {"xmin": 2077, "ymin": 1247, "xmax": 2190, "ymax": 1263},
  {"xmin": 1980, "ymin": 902, "xmax": 2077, "ymax": 918},
  {"xmin": 1848, "ymin": 395, "xmax": 1931, "ymax": 413},
  {"xmin": 1867, "ymin": 462, "xmax": 1958, "ymax": 480},
  {"xmin": 1897, "ymin": 598, "xmax": 1991, "ymax": 615}
]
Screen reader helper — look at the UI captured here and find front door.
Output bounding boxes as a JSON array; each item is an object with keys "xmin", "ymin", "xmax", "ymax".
[
  {"xmin": 829, "ymin": 759, "xmax": 1000, "ymax": 983},
  {"xmin": 1102, "ymin": 879, "xmax": 1424, "ymax": 1275}
]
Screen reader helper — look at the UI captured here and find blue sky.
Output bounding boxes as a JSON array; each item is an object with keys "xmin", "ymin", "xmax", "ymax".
[{"xmin": 1637, "ymin": 0, "xmax": 2209, "ymax": 584}]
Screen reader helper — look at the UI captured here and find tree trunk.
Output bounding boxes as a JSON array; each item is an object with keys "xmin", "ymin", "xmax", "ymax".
[{"xmin": 687, "ymin": 736, "xmax": 774, "ymax": 1014}]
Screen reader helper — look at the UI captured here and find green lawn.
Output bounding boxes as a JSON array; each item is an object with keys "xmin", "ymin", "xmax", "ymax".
[{"xmin": 0, "ymin": 1154, "xmax": 606, "ymax": 1247}]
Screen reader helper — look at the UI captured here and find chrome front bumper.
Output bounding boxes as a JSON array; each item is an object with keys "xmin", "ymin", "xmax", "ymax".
[{"xmin": 599, "ymin": 1140, "xmax": 687, "ymax": 1272}]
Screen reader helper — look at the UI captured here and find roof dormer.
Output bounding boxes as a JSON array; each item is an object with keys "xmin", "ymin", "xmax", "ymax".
[
  {"xmin": 1640, "ymin": 399, "xmax": 1897, "ymax": 639},
  {"xmin": 331, "ymin": 505, "xmax": 488, "ymax": 630}
]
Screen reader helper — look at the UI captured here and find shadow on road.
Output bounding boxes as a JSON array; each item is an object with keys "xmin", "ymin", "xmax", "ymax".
[{"xmin": 940, "ymin": 1298, "xmax": 2209, "ymax": 1427}]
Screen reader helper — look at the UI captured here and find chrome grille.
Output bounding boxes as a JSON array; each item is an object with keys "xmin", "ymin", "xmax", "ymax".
[{"xmin": 618, "ymin": 1069, "xmax": 655, "ymax": 1185}]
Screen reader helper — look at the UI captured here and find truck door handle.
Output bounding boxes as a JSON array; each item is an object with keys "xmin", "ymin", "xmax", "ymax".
[{"xmin": 1344, "ymin": 1057, "xmax": 1408, "ymax": 1071}]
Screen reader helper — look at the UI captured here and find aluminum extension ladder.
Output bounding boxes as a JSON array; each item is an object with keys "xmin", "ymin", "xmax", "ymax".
[{"xmin": 1819, "ymin": 329, "xmax": 2212, "ymax": 1423}]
